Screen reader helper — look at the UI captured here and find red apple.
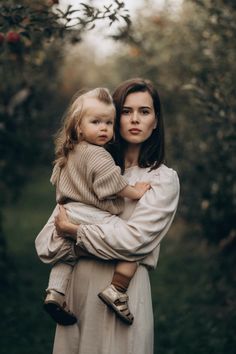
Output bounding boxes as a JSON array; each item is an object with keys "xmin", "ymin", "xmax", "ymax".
[{"xmin": 6, "ymin": 31, "xmax": 21, "ymax": 43}]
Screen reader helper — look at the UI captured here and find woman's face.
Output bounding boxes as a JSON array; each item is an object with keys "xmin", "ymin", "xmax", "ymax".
[{"xmin": 119, "ymin": 91, "xmax": 157, "ymax": 145}]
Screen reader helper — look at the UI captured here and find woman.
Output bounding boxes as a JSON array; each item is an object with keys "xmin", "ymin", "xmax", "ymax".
[{"xmin": 52, "ymin": 78, "xmax": 179, "ymax": 354}]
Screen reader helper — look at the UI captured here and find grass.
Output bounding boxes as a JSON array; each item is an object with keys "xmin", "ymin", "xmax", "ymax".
[
  {"xmin": 1, "ymin": 168, "xmax": 235, "ymax": 354},
  {"xmin": 151, "ymin": 228, "xmax": 236, "ymax": 354},
  {"xmin": 1, "ymin": 168, "xmax": 55, "ymax": 354}
]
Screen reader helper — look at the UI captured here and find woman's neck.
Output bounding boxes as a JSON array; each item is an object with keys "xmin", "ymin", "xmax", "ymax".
[{"xmin": 124, "ymin": 144, "xmax": 141, "ymax": 168}]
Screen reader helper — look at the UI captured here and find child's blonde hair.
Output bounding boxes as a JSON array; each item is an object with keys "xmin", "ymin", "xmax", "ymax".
[{"xmin": 54, "ymin": 87, "xmax": 114, "ymax": 167}]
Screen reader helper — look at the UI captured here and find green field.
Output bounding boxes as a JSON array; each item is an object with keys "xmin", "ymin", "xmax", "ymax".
[{"xmin": 1, "ymin": 169, "xmax": 235, "ymax": 354}]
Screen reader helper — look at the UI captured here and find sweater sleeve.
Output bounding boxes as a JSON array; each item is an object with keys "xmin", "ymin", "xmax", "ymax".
[
  {"xmin": 76, "ymin": 168, "xmax": 180, "ymax": 261},
  {"xmin": 50, "ymin": 163, "xmax": 60, "ymax": 186},
  {"xmin": 86, "ymin": 146, "xmax": 128, "ymax": 200}
]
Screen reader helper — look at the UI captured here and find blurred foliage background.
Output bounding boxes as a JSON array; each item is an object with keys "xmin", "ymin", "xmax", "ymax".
[{"xmin": 0, "ymin": 0, "xmax": 235, "ymax": 353}]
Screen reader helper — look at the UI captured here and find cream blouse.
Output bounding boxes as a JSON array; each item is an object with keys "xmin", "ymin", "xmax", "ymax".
[{"xmin": 76, "ymin": 164, "xmax": 180, "ymax": 269}]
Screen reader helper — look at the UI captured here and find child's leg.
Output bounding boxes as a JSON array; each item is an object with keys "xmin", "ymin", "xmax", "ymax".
[
  {"xmin": 98, "ymin": 261, "xmax": 138, "ymax": 325},
  {"xmin": 47, "ymin": 262, "xmax": 73, "ymax": 295},
  {"xmin": 111, "ymin": 261, "xmax": 138, "ymax": 293},
  {"xmin": 44, "ymin": 226, "xmax": 78, "ymax": 326},
  {"xmin": 44, "ymin": 262, "xmax": 77, "ymax": 326}
]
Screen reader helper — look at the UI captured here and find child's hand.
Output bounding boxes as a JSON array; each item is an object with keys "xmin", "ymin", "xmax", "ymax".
[
  {"xmin": 134, "ymin": 182, "xmax": 151, "ymax": 198},
  {"xmin": 117, "ymin": 181, "xmax": 151, "ymax": 200}
]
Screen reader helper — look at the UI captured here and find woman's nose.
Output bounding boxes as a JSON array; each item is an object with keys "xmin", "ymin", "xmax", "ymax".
[{"xmin": 130, "ymin": 111, "xmax": 140, "ymax": 123}]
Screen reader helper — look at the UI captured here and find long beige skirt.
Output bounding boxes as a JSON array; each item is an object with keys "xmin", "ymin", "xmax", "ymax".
[{"xmin": 53, "ymin": 258, "xmax": 154, "ymax": 354}]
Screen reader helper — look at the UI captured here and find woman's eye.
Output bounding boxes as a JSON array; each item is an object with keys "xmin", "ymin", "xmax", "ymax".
[
  {"xmin": 122, "ymin": 109, "xmax": 130, "ymax": 115},
  {"xmin": 141, "ymin": 110, "xmax": 150, "ymax": 115}
]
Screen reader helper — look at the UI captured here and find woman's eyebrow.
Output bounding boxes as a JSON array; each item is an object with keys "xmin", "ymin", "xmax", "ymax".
[
  {"xmin": 122, "ymin": 105, "xmax": 152, "ymax": 109},
  {"xmin": 140, "ymin": 106, "xmax": 152, "ymax": 109}
]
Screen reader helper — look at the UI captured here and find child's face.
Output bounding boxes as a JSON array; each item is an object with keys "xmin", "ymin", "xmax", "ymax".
[{"xmin": 77, "ymin": 98, "xmax": 115, "ymax": 146}]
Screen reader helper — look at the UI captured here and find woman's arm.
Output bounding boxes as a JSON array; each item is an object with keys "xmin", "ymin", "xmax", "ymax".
[{"xmin": 56, "ymin": 168, "xmax": 180, "ymax": 262}]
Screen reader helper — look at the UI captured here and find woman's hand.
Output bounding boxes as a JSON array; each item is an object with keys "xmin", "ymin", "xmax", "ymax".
[{"xmin": 54, "ymin": 205, "xmax": 79, "ymax": 240}]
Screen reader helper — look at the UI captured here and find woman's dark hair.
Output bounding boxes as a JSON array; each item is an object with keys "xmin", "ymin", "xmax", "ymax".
[{"xmin": 107, "ymin": 78, "xmax": 165, "ymax": 172}]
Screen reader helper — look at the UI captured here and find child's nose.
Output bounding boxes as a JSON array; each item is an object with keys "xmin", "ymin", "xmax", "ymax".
[{"xmin": 101, "ymin": 123, "xmax": 107, "ymax": 130}]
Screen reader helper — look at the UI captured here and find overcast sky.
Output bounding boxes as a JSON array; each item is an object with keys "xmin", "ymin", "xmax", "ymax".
[
  {"xmin": 58, "ymin": 0, "xmax": 183, "ymax": 60},
  {"xmin": 59, "ymin": 0, "xmax": 183, "ymax": 12}
]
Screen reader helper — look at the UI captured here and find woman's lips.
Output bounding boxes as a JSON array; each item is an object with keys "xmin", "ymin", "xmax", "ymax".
[{"xmin": 129, "ymin": 128, "xmax": 141, "ymax": 134}]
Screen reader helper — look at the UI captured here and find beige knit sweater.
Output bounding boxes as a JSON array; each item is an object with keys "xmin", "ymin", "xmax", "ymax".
[{"xmin": 50, "ymin": 141, "xmax": 128, "ymax": 215}]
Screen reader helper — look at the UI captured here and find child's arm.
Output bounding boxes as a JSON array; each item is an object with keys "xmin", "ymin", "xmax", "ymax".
[{"xmin": 117, "ymin": 182, "xmax": 151, "ymax": 200}]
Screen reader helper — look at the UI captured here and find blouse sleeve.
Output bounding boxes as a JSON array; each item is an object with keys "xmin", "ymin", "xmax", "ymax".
[
  {"xmin": 76, "ymin": 167, "xmax": 180, "ymax": 261},
  {"xmin": 86, "ymin": 147, "xmax": 128, "ymax": 200}
]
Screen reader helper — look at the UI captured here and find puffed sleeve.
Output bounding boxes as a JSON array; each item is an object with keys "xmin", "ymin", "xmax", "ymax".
[
  {"xmin": 86, "ymin": 146, "xmax": 128, "ymax": 200},
  {"xmin": 76, "ymin": 167, "xmax": 180, "ymax": 261}
]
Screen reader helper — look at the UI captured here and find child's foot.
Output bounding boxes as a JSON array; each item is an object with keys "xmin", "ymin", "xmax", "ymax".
[
  {"xmin": 98, "ymin": 284, "xmax": 134, "ymax": 325},
  {"xmin": 44, "ymin": 290, "xmax": 77, "ymax": 326}
]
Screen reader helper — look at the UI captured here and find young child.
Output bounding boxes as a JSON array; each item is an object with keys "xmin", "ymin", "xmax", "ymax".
[{"xmin": 39, "ymin": 88, "xmax": 150, "ymax": 326}]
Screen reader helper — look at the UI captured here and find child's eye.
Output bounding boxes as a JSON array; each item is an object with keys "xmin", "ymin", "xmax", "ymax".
[
  {"xmin": 107, "ymin": 120, "xmax": 114, "ymax": 125},
  {"xmin": 91, "ymin": 120, "xmax": 100, "ymax": 124}
]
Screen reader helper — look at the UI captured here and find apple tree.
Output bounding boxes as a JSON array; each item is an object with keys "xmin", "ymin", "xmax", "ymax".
[{"xmin": 0, "ymin": 0, "xmax": 130, "ymax": 278}]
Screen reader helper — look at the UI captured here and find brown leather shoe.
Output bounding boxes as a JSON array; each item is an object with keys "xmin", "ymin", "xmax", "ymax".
[{"xmin": 44, "ymin": 290, "xmax": 77, "ymax": 326}]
